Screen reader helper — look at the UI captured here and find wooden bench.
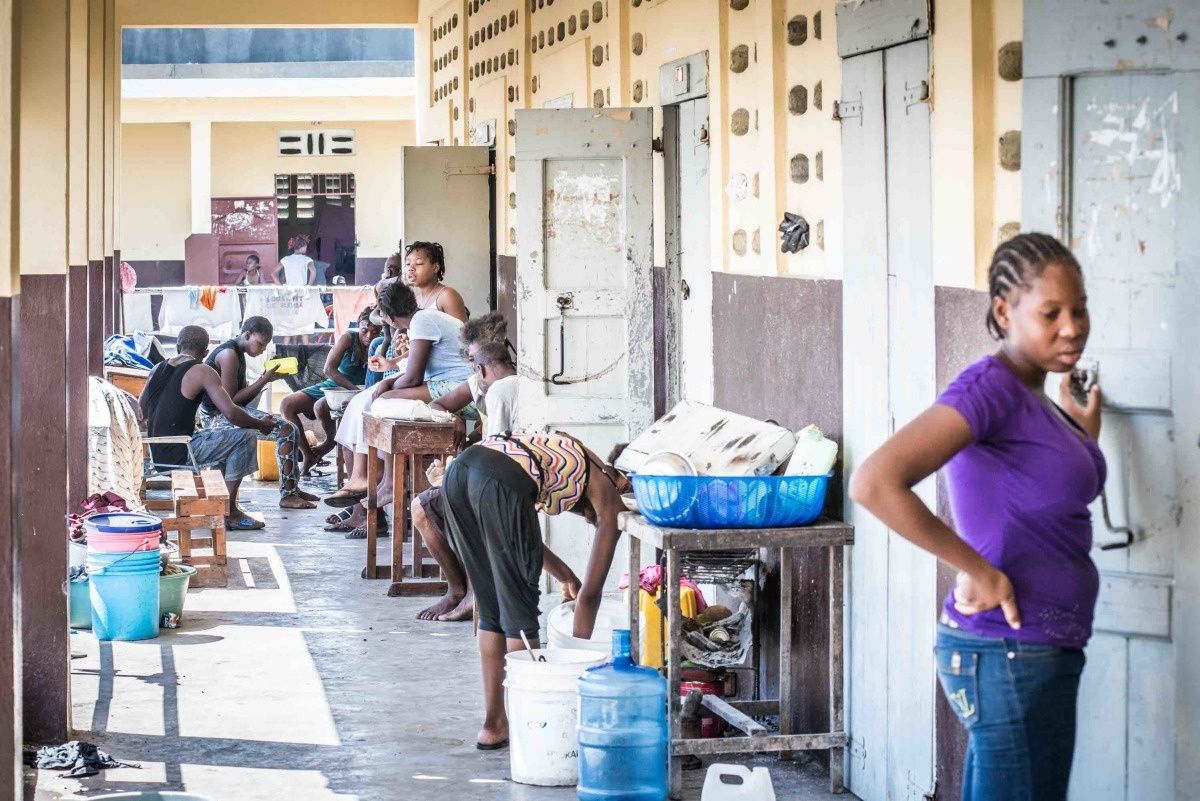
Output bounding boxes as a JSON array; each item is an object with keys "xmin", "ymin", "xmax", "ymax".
[
  {"xmin": 160, "ymin": 469, "xmax": 229, "ymax": 568},
  {"xmin": 361, "ymin": 414, "xmax": 459, "ymax": 597}
]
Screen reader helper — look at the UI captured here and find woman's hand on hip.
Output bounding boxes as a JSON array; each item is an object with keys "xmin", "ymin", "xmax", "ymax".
[{"xmin": 953, "ymin": 568, "xmax": 1022, "ymax": 630}]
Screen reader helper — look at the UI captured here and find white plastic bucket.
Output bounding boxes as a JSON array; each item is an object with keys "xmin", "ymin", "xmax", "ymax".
[
  {"xmin": 504, "ymin": 647, "xmax": 605, "ymax": 786},
  {"xmin": 547, "ymin": 598, "xmax": 627, "ymax": 653}
]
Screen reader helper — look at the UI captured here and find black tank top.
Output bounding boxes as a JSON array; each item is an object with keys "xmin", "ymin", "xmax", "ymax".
[
  {"xmin": 200, "ymin": 338, "xmax": 246, "ymax": 416},
  {"xmin": 146, "ymin": 357, "xmax": 202, "ymax": 468}
]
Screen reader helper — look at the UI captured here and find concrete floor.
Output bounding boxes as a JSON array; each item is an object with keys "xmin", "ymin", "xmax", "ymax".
[{"xmin": 29, "ymin": 479, "xmax": 853, "ymax": 801}]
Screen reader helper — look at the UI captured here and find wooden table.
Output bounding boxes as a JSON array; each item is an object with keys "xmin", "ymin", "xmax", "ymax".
[
  {"xmin": 620, "ymin": 513, "xmax": 853, "ymax": 798},
  {"xmin": 362, "ymin": 414, "xmax": 459, "ymax": 597}
]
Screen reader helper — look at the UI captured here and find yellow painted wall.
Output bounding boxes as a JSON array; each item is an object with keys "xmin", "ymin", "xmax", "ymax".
[
  {"xmin": 211, "ymin": 120, "xmax": 415, "ymax": 259},
  {"xmin": 417, "ymin": 0, "xmax": 1020, "ymax": 288},
  {"xmin": 119, "ymin": 119, "xmax": 417, "ymax": 261},
  {"xmin": 119, "ymin": 123, "xmax": 190, "ymax": 260},
  {"xmin": 417, "ymin": 0, "xmax": 844, "ymax": 279}
]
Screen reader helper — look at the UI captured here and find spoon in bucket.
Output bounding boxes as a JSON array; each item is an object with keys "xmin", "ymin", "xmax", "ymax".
[{"xmin": 519, "ymin": 630, "xmax": 545, "ymax": 662}]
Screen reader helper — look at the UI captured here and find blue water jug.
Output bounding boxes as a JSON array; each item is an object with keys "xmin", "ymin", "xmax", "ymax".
[{"xmin": 577, "ymin": 628, "xmax": 668, "ymax": 801}]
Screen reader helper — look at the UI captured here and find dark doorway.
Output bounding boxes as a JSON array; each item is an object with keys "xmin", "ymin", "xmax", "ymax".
[{"xmin": 275, "ymin": 173, "xmax": 357, "ymax": 283}]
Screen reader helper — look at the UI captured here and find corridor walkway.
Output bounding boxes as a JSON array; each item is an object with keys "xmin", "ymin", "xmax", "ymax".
[{"xmin": 29, "ymin": 480, "xmax": 845, "ymax": 801}]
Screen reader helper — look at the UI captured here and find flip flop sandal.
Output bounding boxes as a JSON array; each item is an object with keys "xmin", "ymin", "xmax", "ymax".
[
  {"xmin": 324, "ymin": 490, "xmax": 368, "ymax": 508},
  {"xmin": 326, "ymin": 510, "xmax": 352, "ymax": 525},
  {"xmin": 227, "ymin": 516, "xmax": 266, "ymax": 531},
  {"xmin": 325, "ymin": 518, "xmax": 358, "ymax": 532},
  {"xmin": 345, "ymin": 524, "xmax": 389, "ymax": 540},
  {"xmin": 475, "ymin": 740, "xmax": 508, "ymax": 751}
]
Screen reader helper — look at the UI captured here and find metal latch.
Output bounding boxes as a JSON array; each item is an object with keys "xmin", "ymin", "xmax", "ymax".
[
  {"xmin": 833, "ymin": 99, "xmax": 863, "ymax": 122},
  {"xmin": 903, "ymin": 79, "xmax": 930, "ymax": 108}
]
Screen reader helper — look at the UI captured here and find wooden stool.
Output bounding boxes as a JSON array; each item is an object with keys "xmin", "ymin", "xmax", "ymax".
[{"xmin": 161, "ymin": 469, "xmax": 229, "ymax": 568}]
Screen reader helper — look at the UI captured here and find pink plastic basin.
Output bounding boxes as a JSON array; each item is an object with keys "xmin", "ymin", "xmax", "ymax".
[{"xmin": 85, "ymin": 531, "xmax": 160, "ymax": 553}]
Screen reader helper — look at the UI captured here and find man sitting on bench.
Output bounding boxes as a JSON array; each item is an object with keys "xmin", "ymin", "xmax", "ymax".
[
  {"xmin": 140, "ymin": 325, "xmax": 279, "ymax": 531},
  {"xmin": 198, "ymin": 315, "xmax": 318, "ymax": 515}
]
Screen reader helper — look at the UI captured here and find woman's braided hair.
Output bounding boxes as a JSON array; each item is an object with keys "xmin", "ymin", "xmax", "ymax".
[
  {"xmin": 986, "ymin": 232, "xmax": 1083, "ymax": 340},
  {"xmin": 405, "ymin": 241, "xmax": 446, "ymax": 281}
]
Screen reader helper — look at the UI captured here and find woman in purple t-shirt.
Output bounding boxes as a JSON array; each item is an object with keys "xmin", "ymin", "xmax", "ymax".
[{"xmin": 850, "ymin": 233, "xmax": 1105, "ymax": 801}]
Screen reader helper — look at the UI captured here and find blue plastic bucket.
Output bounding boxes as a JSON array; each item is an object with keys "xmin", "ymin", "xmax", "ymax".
[
  {"xmin": 88, "ymin": 548, "xmax": 161, "ymax": 641},
  {"xmin": 68, "ymin": 579, "xmax": 92, "ymax": 629}
]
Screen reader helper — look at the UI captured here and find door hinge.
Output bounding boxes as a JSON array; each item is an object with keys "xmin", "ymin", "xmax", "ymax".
[
  {"xmin": 833, "ymin": 99, "xmax": 863, "ymax": 122},
  {"xmin": 652, "ymin": 136, "xmax": 664, "ymax": 153},
  {"xmin": 903, "ymin": 79, "xmax": 930, "ymax": 108}
]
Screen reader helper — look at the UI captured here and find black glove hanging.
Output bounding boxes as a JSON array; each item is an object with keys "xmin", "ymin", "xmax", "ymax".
[{"xmin": 778, "ymin": 213, "xmax": 810, "ymax": 254}]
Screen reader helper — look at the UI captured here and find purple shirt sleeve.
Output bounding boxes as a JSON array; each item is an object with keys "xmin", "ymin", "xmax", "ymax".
[{"xmin": 936, "ymin": 357, "xmax": 1017, "ymax": 442}]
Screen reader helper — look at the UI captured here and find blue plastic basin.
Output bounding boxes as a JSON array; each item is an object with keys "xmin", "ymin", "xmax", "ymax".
[{"xmin": 630, "ymin": 473, "xmax": 831, "ymax": 529}]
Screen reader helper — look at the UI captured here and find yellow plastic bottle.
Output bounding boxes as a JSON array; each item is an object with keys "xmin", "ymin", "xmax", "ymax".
[{"xmin": 636, "ymin": 586, "xmax": 698, "ymax": 669}]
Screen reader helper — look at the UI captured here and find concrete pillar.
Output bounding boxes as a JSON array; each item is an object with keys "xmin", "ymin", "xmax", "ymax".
[
  {"xmin": 190, "ymin": 119, "xmax": 212, "ymax": 234},
  {"xmin": 17, "ymin": 0, "xmax": 71, "ymax": 745},
  {"xmin": 0, "ymin": 0, "xmax": 21, "ymax": 788}
]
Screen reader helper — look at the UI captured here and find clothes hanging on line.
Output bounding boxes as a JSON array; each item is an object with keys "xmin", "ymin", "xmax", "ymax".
[
  {"xmin": 330, "ymin": 286, "xmax": 374, "ymax": 338},
  {"xmin": 243, "ymin": 286, "xmax": 329, "ymax": 336},
  {"xmin": 157, "ymin": 289, "xmax": 240, "ymax": 340}
]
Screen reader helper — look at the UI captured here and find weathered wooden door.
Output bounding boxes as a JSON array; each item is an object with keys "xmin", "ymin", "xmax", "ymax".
[
  {"xmin": 1023, "ymin": 2, "xmax": 1200, "ymax": 798},
  {"xmin": 514, "ymin": 107, "xmax": 654, "ymax": 584},
  {"xmin": 211, "ymin": 197, "xmax": 278, "ymax": 285},
  {"xmin": 838, "ymin": 4, "xmax": 936, "ymax": 798}
]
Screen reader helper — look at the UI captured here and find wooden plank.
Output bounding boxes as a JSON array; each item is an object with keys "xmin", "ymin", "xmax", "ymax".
[
  {"xmin": 176, "ymin": 498, "xmax": 226, "ymax": 517},
  {"xmin": 778, "ymin": 547, "xmax": 794, "ymax": 743},
  {"xmin": 365, "ymin": 444, "xmax": 380, "ymax": 579},
  {"xmin": 666, "ymin": 549, "xmax": 682, "ymax": 799},
  {"xmin": 829, "ymin": 544, "xmax": 846, "ymax": 793},
  {"xmin": 673, "ymin": 732, "xmax": 848, "ymax": 757},
  {"xmin": 1072, "ymin": 634, "xmax": 1128, "ymax": 800},
  {"xmin": 1094, "ymin": 571, "xmax": 1172, "ymax": 639},
  {"xmin": 1128, "ymin": 637, "xmax": 1175, "ymax": 801},
  {"xmin": 1171, "ymin": 70, "xmax": 1200, "ymax": 799},
  {"xmin": 199, "ymin": 469, "xmax": 228, "ymax": 500},
  {"xmin": 620, "ymin": 513, "xmax": 854, "ymax": 551},
  {"xmin": 835, "ymin": 0, "xmax": 929, "ymax": 58},
  {"xmin": 839, "ymin": 47, "xmax": 889, "ymax": 799},
  {"xmin": 730, "ymin": 700, "xmax": 780, "ymax": 717},
  {"xmin": 171, "ymin": 470, "xmax": 197, "ymax": 497},
  {"xmin": 628, "ymin": 532, "xmax": 641, "ymax": 666},
  {"xmin": 700, "ymin": 695, "xmax": 767, "ymax": 737},
  {"xmin": 160, "ymin": 515, "xmax": 225, "ymax": 531},
  {"xmin": 882, "ymin": 38, "xmax": 937, "ymax": 801}
]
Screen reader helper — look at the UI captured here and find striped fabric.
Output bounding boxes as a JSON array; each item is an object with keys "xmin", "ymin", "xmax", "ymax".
[{"xmin": 480, "ymin": 431, "xmax": 589, "ymax": 515}]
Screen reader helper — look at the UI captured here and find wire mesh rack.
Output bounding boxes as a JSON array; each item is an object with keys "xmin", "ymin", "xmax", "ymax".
[{"xmin": 679, "ymin": 549, "xmax": 760, "ymax": 584}]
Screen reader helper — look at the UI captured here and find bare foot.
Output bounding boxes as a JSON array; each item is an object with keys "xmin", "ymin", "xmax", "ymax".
[
  {"xmin": 417, "ymin": 591, "xmax": 465, "ymax": 621},
  {"xmin": 279, "ymin": 494, "xmax": 317, "ymax": 510},
  {"xmin": 476, "ymin": 724, "xmax": 508, "ymax": 749},
  {"xmin": 436, "ymin": 591, "xmax": 475, "ymax": 622}
]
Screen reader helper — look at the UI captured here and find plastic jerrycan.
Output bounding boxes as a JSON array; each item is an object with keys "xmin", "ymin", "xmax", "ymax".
[
  {"xmin": 577, "ymin": 628, "xmax": 669, "ymax": 801},
  {"xmin": 701, "ymin": 765, "xmax": 776, "ymax": 801}
]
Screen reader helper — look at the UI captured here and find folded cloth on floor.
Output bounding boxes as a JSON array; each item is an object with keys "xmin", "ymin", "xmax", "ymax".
[
  {"xmin": 27, "ymin": 740, "xmax": 139, "ymax": 779},
  {"xmin": 369, "ymin": 397, "xmax": 455, "ymax": 423}
]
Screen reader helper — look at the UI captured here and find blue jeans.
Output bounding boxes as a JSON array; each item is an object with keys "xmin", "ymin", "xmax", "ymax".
[{"xmin": 935, "ymin": 624, "xmax": 1085, "ymax": 801}]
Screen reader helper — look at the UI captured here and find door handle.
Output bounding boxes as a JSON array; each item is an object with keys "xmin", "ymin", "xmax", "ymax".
[{"xmin": 550, "ymin": 295, "xmax": 574, "ymax": 385}]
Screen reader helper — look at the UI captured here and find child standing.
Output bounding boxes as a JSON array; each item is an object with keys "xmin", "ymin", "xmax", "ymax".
[{"xmin": 850, "ymin": 233, "xmax": 1104, "ymax": 801}]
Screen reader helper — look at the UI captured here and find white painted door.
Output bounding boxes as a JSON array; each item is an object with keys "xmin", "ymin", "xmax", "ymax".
[
  {"xmin": 841, "ymin": 38, "xmax": 936, "ymax": 801},
  {"xmin": 400, "ymin": 146, "xmax": 492, "ymax": 318},
  {"xmin": 514, "ymin": 107, "xmax": 654, "ymax": 584},
  {"xmin": 1024, "ymin": 66, "xmax": 1198, "ymax": 801},
  {"xmin": 676, "ymin": 97, "xmax": 713, "ymax": 406}
]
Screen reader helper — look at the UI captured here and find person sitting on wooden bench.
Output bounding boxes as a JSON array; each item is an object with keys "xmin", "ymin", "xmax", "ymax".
[
  {"xmin": 199, "ymin": 315, "xmax": 318, "ymax": 513},
  {"xmin": 413, "ymin": 324, "xmax": 520, "ymax": 622},
  {"xmin": 139, "ymin": 325, "xmax": 279, "ymax": 531}
]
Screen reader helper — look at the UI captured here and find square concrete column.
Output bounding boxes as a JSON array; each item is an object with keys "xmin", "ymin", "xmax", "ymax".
[{"xmin": 190, "ymin": 120, "xmax": 212, "ymax": 234}]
